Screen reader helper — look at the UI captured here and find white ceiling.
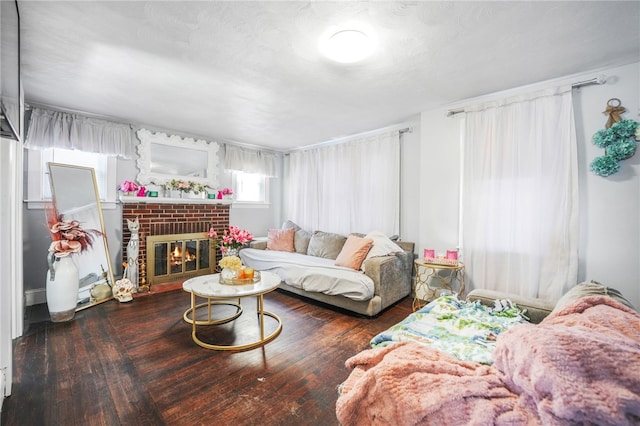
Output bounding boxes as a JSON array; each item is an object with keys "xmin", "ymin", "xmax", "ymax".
[{"xmin": 18, "ymin": 1, "xmax": 640, "ymax": 151}]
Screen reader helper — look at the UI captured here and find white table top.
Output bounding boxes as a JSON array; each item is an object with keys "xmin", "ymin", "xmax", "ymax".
[{"xmin": 182, "ymin": 271, "xmax": 280, "ymax": 298}]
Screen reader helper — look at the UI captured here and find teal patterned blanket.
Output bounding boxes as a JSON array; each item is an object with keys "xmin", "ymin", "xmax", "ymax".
[{"xmin": 370, "ymin": 295, "xmax": 527, "ymax": 364}]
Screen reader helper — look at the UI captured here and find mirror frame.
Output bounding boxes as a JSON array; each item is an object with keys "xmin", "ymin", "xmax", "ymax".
[
  {"xmin": 47, "ymin": 162, "xmax": 116, "ymax": 311},
  {"xmin": 135, "ymin": 128, "xmax": 220, "ymax": 188}
]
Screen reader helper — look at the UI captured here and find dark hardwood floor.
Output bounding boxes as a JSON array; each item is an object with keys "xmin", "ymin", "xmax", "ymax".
[{"xmin": 2, "ymin": 289, "xmax": 413, "ymax": 425}]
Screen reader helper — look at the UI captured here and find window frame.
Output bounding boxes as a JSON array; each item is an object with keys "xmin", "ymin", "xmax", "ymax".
[
  {"xmin": 230, "ymin": 170, "xmax": 270, "ymax": 209},
  {"xmin": 25, "ymin": 148, "xmax": 117, "ymax": 210}
]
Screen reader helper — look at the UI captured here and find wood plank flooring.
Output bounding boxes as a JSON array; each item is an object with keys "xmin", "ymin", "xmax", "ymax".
[{"xmin": 2, "ymin": 289, "xmax": 413, "ymax": 426}]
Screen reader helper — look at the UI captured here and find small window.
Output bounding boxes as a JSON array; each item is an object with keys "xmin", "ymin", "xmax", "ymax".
[
  {"xmin": 232, "ymin": 171, "xmax": 268, "ymax": 203},
  {"xmin": 26, "ymin": 148, "xmax": 117, "ymax": 208},
  {"xmin": 41, "ymin": 148, "xmax": 108, "ymax": 199}
]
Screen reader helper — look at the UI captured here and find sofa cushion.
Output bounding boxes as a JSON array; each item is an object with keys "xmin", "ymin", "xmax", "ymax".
[
  {"xmin": 307, "ymin": 230, "xmax": 347, "ymax": 260},
  {"xmin": 267, "ymin": 228, "xmax": 295, "ymax": 252},
  {"xmin": 282, "ymin": 220, "xmax": 312, "ymax": 254},
  {"xmin": 551, "ymin": 280, "xmax": 636, "ymax": 315},
  {"xmin": 335, "ymin": 235, "xmax": 374, "ymax": 270},
  {"xmin": 361, "ymin": 230, "xmax": 404, "ymax": 268}
]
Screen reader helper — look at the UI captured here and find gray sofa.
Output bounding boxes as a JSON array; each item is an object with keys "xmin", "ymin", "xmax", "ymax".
[{"xmin": 242, "ymin": 238, "xmax": 415, "ymax": 316}]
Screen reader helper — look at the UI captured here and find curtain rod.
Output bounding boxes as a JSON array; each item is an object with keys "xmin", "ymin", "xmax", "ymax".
[{"xmin": 446, "ymin": 74, "xmax": 608, "ymax": 117}]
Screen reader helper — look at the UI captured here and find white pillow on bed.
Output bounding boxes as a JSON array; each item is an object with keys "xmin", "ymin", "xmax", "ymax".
[{"xmin": 361, "ymin": 231, "xmax": 404, "ymax": 271}]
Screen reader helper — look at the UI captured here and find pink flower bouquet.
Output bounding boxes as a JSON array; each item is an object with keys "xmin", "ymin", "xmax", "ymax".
[
  {"xmin": 208, "ymin": 225, "xmax": 253, "ymax": 254},
  {"xmin": 120, "ymin": 180, "xmax": 139, "ymax": 193}
]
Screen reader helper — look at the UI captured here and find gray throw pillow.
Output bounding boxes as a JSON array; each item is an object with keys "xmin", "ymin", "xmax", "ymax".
[
  {"xmin": 307, "ymin": 230, "xmax": 347, "ymax": 260},
  {"xmin": 552, "ymin": 280, "xmax": 636, "ymax": 314},
  {"xmin": 282, "ymin": 220, "xmax": 312, "ymax": 254}
]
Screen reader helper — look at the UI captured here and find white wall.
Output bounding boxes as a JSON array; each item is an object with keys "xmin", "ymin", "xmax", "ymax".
[
  {"xmin": 1, "ymin": 137, "xmax": 23, "ymax": 407},
  {"xmin": 419, "ymin": 62, "xmax": 640, "ymax": 307}
]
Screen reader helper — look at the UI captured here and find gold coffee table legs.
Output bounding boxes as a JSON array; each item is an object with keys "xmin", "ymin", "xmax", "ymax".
[
  {"xmin": 188, "ymin": 292, "xmax": 283, "ymax": 351},
  {"xmin": 183, "ymin": 297, "xmax": 242, "ymax": 325}
]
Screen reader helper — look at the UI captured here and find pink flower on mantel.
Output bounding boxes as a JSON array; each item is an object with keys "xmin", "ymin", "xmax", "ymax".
[{"xmin": 120, "ymin": 180, "xmax": 139, "ymax": 193}]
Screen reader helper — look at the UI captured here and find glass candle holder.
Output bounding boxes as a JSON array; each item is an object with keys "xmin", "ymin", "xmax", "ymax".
[
  {"xmin": 446, "ymin": 250, "xmax": 458, "ymax": 260},
  {"xmin": 424, "ymin": 249, "xmax": 435, "ymax": 259}
]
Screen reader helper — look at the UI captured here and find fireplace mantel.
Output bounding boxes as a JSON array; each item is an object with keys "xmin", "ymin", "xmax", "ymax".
[{"xmin": 119, "ymin": 195, "xmax": 231, "ymax": 205}]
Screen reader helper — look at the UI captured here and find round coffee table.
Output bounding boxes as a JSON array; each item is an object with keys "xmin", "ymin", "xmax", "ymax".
[{"xmin": 182, "ymin": 271, "xmax": 282, "ymax": 351}]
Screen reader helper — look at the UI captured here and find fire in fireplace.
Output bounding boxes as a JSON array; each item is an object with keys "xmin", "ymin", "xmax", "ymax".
[{"xmin": 147, "ymin": 232, "xmax": 216, "ymax": 285}]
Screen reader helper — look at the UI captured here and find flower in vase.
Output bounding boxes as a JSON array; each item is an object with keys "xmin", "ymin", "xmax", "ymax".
[
  {"xmin": 120, "ymin": 180, "xmax": 139, "ymax": 193},
  {"xmin": 208, "ymin": 225, "xmax": 253, "ymax": 254},
  {"xmin": 47, "ymin": 215, "xmax": 102, "ymax": 258},
  {"xmin": 219, "ymin": 255, "xmax": 242, "ymax": 271}
]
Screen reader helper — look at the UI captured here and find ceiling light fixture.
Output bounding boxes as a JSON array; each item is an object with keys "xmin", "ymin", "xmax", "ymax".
[{"xmin": 319, "ymin": 28, "xmax": 375, "ymax": 64}]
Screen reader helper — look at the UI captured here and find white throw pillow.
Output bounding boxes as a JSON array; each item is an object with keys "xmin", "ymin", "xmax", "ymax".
[{"xmin": 361, "ymin": 231, "xmax": 404, "ymax": 271}]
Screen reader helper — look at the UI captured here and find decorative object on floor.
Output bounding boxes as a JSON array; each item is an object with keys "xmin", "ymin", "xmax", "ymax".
[
  {"xmin": 46, "ymin": 211, "xmax": 102, "ymax": 322},
  {"xmin": 113, "ymin": 277, "xmax": 135, "ymax": 302},
  {"xmin": 208, "ymin": 225, "xmax": 253, "ymax": 256},
  {"xmin": 590, "ymin": 98, "xmax": 639, "ymax": 177},
  {"xmin": 90, "ymin": 282, "xmax": 112, "ymax": 301},
  {"xmin": 46, "ymin": 256, "xmax": 80, "ymax": 322},
  {"xmin": 125, "ymin": 217, "xmax": 140, "ymax": 290}
]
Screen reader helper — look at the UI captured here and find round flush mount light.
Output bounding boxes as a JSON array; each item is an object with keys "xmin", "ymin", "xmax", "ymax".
[{"xmin": 319, "ymin": 28, "xmax": 376, "ymax": 64}]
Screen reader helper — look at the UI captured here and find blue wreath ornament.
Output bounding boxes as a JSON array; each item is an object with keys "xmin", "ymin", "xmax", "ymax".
[
  {"xmin": 591, "ymin": 101, "xmax": 639, "ymax": 177},
  {"xmin": 590, "ymin": 155, "xmax": 620, "ymax": 176},
  {"xmin": 610, "ymin": 119, "xmax": 638, "ymax": 138},
  {"xmin": 607, "ymin": 138, "xmax": 637, "ymax": 161},
  {"xmin": 593, "ymin": 128, "xmax": 617, "ymax": 148}
]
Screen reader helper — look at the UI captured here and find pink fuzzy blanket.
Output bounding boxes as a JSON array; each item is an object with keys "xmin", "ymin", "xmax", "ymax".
[{"xmin": 336, "ymin": 296, "xmax": 640, "ymax": 425}]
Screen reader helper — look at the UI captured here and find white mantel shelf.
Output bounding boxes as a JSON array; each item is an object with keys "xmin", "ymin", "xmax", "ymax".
[{"xmin": 118, "ymin": 195, "xmax": 232, "ymax": 205}]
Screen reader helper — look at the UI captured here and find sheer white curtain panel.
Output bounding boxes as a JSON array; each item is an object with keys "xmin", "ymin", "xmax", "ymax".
[
  {"xmin": 224, "ymin": 145, "xmax": 277, "ymax": 177},
  {"xmin": 461, "ymin": 86, "xmax": 578, "ymax": 301},
  {"xmin": 287, "ymin": 131, "xmax": 400, "ymax": 236},
  {"xmin": 24, "ymin": 107, "xmax": 134, "ymax": 158}
]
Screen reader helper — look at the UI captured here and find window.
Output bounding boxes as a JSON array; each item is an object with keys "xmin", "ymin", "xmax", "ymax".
[
  {"xmin": 26, "ymin": 148, "xmax": 117, "ymax": 208},
  {"xmin": 231, "ymin": 171, "xmax": 268, "ymax": 204}
]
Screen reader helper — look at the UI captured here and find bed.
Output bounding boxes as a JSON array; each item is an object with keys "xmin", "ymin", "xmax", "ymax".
[{"xmin": 336, "ymin": 285, "xmax": 640, "ymax": 425}]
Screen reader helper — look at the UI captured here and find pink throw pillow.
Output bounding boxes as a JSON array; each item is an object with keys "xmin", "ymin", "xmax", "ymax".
[
  {"xmin": 335, "ymin": 235, "xmax": 374, "ymax": 270},
  {"xmin": 267, "ymin": 228, "xmax": 295, "ymax": 252}
]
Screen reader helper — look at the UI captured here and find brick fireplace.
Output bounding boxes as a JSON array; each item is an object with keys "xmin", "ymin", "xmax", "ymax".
[{"xmin": 121, "ymin": 197, "xmax": 230, "ymax": 290}]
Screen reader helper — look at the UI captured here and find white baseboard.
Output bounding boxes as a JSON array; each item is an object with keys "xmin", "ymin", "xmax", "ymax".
[
  {"xmin": 25, "ymin": 288, "xmax": 46, "ymax": 306},
  {"xmin": 1, "ymin": 367, "xmax": 5, "ymax": 413}
]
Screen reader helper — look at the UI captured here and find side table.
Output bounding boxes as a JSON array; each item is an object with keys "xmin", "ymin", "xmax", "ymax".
[{"xmin": 413, "ymin": 260, "xmax": 465, "ymax": 311}]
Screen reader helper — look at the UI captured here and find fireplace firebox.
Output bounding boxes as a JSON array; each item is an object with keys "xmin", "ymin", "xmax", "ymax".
[{"xmin": 147, "ymin": 232, "xmax": 216, "ymax": 285}]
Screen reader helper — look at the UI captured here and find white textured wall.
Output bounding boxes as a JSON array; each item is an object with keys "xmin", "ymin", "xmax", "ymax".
[{"xmin": 419, "ymin": 62, "xmax": 640, "ymax": 308}]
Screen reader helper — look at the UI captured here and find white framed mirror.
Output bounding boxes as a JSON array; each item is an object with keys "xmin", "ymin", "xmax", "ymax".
[
  {"xmin": 135, "ymin": 128, "xmax": 220, "ymax": 188},
  {"xmin": 48, "ymin": 163, "xmax": 115, "ymax": 311}
]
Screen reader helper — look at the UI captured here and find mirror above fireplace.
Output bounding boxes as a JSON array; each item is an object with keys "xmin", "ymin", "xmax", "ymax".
[{"xmin": 135, "ymin": 128, "xmax": 220, "ymax": 189}]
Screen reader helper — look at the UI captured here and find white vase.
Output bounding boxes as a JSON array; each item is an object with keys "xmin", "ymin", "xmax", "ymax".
[
  {"xmin": 46, "ymin": 256, "xmax": 79, "ymax": 322},
  {"xmin": 221, "ymin": 267, "xmax": 237, "ymax": 280},
  {"xmin": 223, "ymin": 247, "xmax": 239, "ymax": 257}
]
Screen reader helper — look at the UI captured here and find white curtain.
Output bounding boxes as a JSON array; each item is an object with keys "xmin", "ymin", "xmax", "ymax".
[
  {"xmin": 461, "ymin": 86, "xmax": 578, "ymax": 301},
  {"xmin": 24, "ymin": 107, "xmax": 134, "ymax": 158},
  {"xmin": 287, "ymin": 131, "xmax": 400, "ymax": 236},
  {"xmin": 224, "ymin": 145, "xmax": 277, "ymax": 177}
]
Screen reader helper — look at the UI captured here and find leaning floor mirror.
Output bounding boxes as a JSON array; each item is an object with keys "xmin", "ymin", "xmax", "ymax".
[{"xmin": 47, "ymin": 162, "xmax": 115, "ymax": 311}]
